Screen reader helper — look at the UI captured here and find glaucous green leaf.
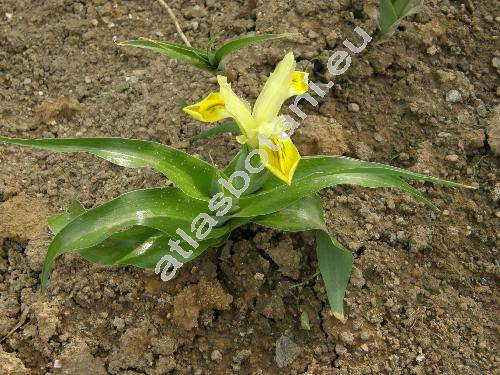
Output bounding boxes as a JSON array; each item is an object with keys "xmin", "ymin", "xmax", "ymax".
[
  {"xmin": 233, "ymin": 156, "xmax": 469, "ymax": 218},
  {"xmin": 39, "ymin": 187, "xmax": 229, "ymax": 292},
  {"xmin": 47, "ymin": 201, "xmax": 86, "ymax": 235},
  {"xmin": 253, "ymin": 194, "xmax": 352, "ymax": 318},
  {"xmin": 316, "ymin": 231, "xmax": 353, "ymax": 320},
  {"xmin": 253, "ymin": 195, "xmax": 325, "ymax": 232},
  {"xmin": 212, "ymin": 34, "xmax": 291, "ymax": 68},
  {"xmin": 378, "ymin": 0, "xmax": 424, "ymax": 36},
  {"xmin": 0, "ymin": 137, "xmax": 218, "ymax": 200},
  {"xmin": 118, "ymin": 39, "xmax": 213, "ymax": 71},
  {"xmin": 189, "ymin": 121, "xmax": 240, "ymax": 141},
  {"xmin": 75, "ymin": 226, "xmax": 213, "ymax": 269}
]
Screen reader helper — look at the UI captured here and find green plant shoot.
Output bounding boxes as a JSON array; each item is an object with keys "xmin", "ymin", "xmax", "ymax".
[
  {"xmin": 373, "ymin": 0, "xmax": 424, "ymax": 36},
  {"xmin": 118, "ymin": 33, "xmax": 291, "ymax": 72},
  {"xmin": 0, "ymin": 52, "xmax": 470, "ymax": 320}
]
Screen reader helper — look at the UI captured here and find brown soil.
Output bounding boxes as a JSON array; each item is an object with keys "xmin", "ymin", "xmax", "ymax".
[{"xmin": 0, "ymin": 0, "xmax": 498, "ymax": 374}]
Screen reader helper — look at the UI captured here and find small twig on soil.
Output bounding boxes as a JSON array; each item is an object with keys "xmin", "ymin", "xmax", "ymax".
[
  {"xmin": 156, "ymin": 0, "xmax": 192, "ymax": 47},
  {"xmin": 0, "ymin": 306, "xmax": 30, "ymax": 343}
]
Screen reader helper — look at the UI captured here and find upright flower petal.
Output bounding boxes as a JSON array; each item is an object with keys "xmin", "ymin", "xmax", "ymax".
[
  {"xmin": 288, "ymin": 71, "xmax": 309, "ymax": 97},
  {"xmin": 253, "ymin": 52, "xmax": 296, "ymax": 125},
  {"xmin": 183, "ymin": 92, "xmax": 229, "ymax": 123},
  {"xmin": 259, "ymin": 135, "xmax": 301, "ymax": 185},
  {"xmin": 217, "ymin": 76, "xmax": 257, "ymax": 145}
]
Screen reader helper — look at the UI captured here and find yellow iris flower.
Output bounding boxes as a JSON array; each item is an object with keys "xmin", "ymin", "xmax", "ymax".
[{"xmin": 183, "ymin": 52, "xmax": 309, "ymax": 185}]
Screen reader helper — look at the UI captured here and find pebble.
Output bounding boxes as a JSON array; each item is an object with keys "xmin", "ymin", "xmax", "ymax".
[
  {"xmin": 23, "ymin": 78, "xmax": 31, "ymax": 85},
  {"xmin": 492, "ymin": 57, "xmax": 500, "ymax": 70},
  {"xmin": 446, "ymin": 90, "xmax": 462, "ymax": 103},
  {"xmin": 308, "ymin": 30, "xmax": 318, "ymax": 39},
  {"xmin": 335, "ymin": 343, "xmax": 348, "ymax": 355},
  {"xmin": 445, "ymin": 154, "xmax": 459, "ymax": 162},
  {"xmin": 53, "ymin": 360, "xmax": 62, "ymax": 369},
  {"xmin": 5, "ymin": 12, "xmax": 13, "ymax": 21},
  {"xmin": 348, "ymin": 103, "xmax": 360, "ymax": 112},
  {"xmin": 185, "ymin": 5, "xmax": 207, "ymax": 18},
  {"xmin": 211, "ymin": 350, "xmax": 222, "ymax": 361},
  {"xmin": 415, "ymin": 353, "xmax": 426, "ymax": 363},
  {"xmin": 84, "ymin": 76, "xmax": 91, "ymax": 84},
  {"xmin": 275, "ymin": 333, "xmax": 301, "ymax": 368}
]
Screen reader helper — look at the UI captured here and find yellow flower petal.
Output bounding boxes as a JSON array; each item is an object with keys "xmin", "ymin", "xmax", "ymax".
[
  {"xmin": 253, "ymin": 52, "xmax": 296, "ymax": 125},
  {"xmin": 217, "ymin": 76, "xmax": 257, "ymax": 146},
  {"xmin": 183, "ymin": 92, "xmax": 229, "ymax": 123},
  {"xmin": 289, "ymin": 71, "xmax": 309, "ymax": 97},
  {"xmin": 259, "ymin": 136, "xmax": 301, "ymax": 185}
]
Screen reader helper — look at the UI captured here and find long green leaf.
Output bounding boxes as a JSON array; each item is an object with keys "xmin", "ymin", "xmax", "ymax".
[
  {"xmin": 233, "ymin": 156, "xmax": 469, "ymax": 218},
  {"xmin": 253, "ymin": 195, "xmax": 325, "ymax": 232},
  {"xmin": 118, "ymin": 39, "xmax": 212, "ymax": 71},
  {"xmin": 75, "ymin": 226, "xmax": 213, "ymax": 269},
  {"xmin": 379, "ymin": 0, "xmax": 398, "ymax": 35},
  {"xmin": 212, "ymin": 34, "xmax": 291, "ymax": 68},
  {"xmin": 316, "ymin": 231, "xmax": 353, "ymax": 320},
  {"xmin": 0, "ymin": 137, "xmax": 218, "ymax": 200},
  {"xmin": 47, "ymin": 201, "xmax": 86, "ymax": 235},
  {"xmin": 39, "ymin": 187, "xmax": 229, "ymax": 292},
  {"xmin": 253, "ymin": 195, "xmax": 352, "ymax": 318},
  {"xmin": 189, "ymin": 121, "xmax": 240, "ymax": 141}
]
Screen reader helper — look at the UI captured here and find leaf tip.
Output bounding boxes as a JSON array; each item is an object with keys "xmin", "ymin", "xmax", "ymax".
[{"xmin": 332, "ymin": 310, "xmax": 347, "ymax": 322}]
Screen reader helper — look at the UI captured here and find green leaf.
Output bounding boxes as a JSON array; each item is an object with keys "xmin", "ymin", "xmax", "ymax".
[
  {"xmin": 47, "ymin": 201, "xmax": 86, "ymax": 235},
  {"xmin": 316, "ymin": 231, "xmax": 353, "ymax": 320},
  {"xmin": 39, "ymin": 187, "xmax": 230, "ymax": 293},
  {"xmin": 118, "ymin": 39, "xmax": 213, "ymax": 71},
  {"xmin": 0, "ymin": 137, "xmax": 218, "ymax": 201},
  {"xmin": 378, "ymin": 0, "xmax": 424, "ymax": 36},
  {"xmin": 212, "ymin": 33, "xmax": 291, "ymax": 68},
  {"xmin": 392, "ymin": 0, "xmax": 409, "ymax": 15},
  {"xmin": 189, "ymin": 121, "xmax": 241, "ymax": 141},
  {"xmin": 75, "ymin": 226, "xmax": 214, "ymax": 269},
  {"xmin": 253, "ymin": 194, "xmax": 352, "ymax": 318},
  {"xmin": 379, "ymin": 0, "xmax": 398, "ymax": 35},
  {"xmin": 234, "ymin": 156, "xmax": 469, "ymax": 218},
  {"xmin": 253, "ymin": 195, "xmax": 325, "ymax": 232}
]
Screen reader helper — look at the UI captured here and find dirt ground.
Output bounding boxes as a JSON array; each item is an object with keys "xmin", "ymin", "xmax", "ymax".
[{"xmin": 0, "ymin": 0, "xmax": 498, "ymax": 374}]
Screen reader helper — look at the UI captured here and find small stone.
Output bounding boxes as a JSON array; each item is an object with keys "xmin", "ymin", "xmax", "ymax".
[
  {"xmin": 446, "ymin": 90, "xmax": 462, "ymax": 103},
  {"xmin": 210, "ymin": 350, "xmax": 222, "ymax": 362},
  {"xmin": 254, "ymin": 272, "xmax": 264, "ymax": 281},
  {"xmin": 84, "ymin": 76, "xmax": 91, "ymax": 84},
  {"xmin": 23, "ymin": 78, "xmax": 31, "ymax": 85},
  {"xmin": 307, "ymin": 30, "xmax": 318, "ymax": 39},
  {"xmin": 426, "ymin": 45, "xmax": 438, "ymax": 55},
  {"xmin": 90, "ymin": 19, "xmax": 99, "ymax": 26},
  {"xmin": 155, "ymin": 31, "xmax": 164, "ymax": 38},
  {"xmin": 445, "ymin": 154, "xmax": 459, "ymax": 162},
  {"xmin": 492, "ymin": 57, "xmax": 500, "ymax": 69},
  {"xmin": 335, "ymin": 343, "xmax": 348, "ymax": 355},
  {"xmin": 185, "ymin": 5, "xmax": 207, "ymax": 18},
  {"xmin": 53, "ymin": 360, "xmax": 62, "ymax": 369},
  {"xmin": 275, "ymin": 333, "xmax": 301, "ymax": 368},
  {"xmin": 5, "ymin": 12, "xmax": 13, "ymax": 21},
  {"xmin": 112, "ymin": 317, "xmax": 125, "ymax": 330},
  {"xmin": 348, "ymin": 103, "xmax": 360, "ymax": 112},
  {"xmin": 339, "ymin": 331, "xmax": 355, "ymax": 345},
  {"xmin": 416, "ymin": 353, "xmax": 425, "ymax": 363},
  {"xmin": 360, "ymin": 344, "xmax": 369, "ymax": 352},
  {"xmin": 458, "ymin": 58, "xmax": 470, "ymax": 71}
]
